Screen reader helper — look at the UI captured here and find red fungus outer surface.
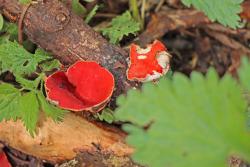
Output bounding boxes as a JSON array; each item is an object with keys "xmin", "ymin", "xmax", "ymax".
[
  {"xmin": 127, "ymin": 40, "xmax": 171, "ymax": 82},
  {"xmin": 45, "ymin": 61, "xmax": 115, "ymax": 112},
  {"xmin": 0, "ymin": 151, "xmax": 11, "ymax": 167}
]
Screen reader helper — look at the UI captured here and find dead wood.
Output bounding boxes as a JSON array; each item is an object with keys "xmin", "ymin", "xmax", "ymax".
[
  {"xmin": 205, "ymin": 24, "xmax": 250, "ymax": 42},
  {"xmin": 0, "ymin": 112, "xmax": 134, "ymax": 165},
  {"xmin": 205, "ymin": 30, "xmax": 250, "ymax": 55}
]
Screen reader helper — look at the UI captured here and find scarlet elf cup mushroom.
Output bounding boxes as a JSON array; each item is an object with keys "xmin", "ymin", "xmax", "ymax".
[
  {"xmin": 127, "ymin": 40, "xmax": 171, "ymax": 82},
  {"xmin": 45, "ymin": 61, "xmax": 115, "ymax": 112},
  {"xmin": 0, "ymin": 151, "xmax": 11, "ymax": 167}
]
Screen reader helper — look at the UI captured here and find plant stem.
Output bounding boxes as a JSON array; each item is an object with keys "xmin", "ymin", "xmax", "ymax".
[
  {"xmin": 140, "ymin": 0, "xmax": 146, "ymax": 29},
  {"xmin": 129, "ymin": 0, "xmax": 141, "ymax": 27}
]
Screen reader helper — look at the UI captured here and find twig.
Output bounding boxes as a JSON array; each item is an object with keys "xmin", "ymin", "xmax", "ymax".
[
  {"xmin": 206, "ymin": 24, "xmax": 250, "ymax": 41},
  {"xmin": 140, "ymin": 0, "xmax": 146, "ymax": 29},
  {"xmin": 129, "ymin": 0, "xmax": 141, "ymax": 25},
  {"xmin": 18, "ymin": 3, "xmax": 32, "ymax": 44},
  {"xmin": 95, "ymin": 13, "xmax": 117, "ymax": 18},
  {"xmin": 155, "ymin": 0, "xmax": 165, "ymax": 12},
  {"xmin": 205, "ymin": 30, "xmax": 250, "ymax": 55}
]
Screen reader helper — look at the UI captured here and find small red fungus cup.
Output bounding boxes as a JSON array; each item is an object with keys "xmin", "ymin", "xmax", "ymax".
[
  {"xmin": 45, "ymin": 61, "xmax": 115, "ymax": 112},
  {"xmin": 127, "ymin": 40, "xmax": 171, "ymax": 82}
]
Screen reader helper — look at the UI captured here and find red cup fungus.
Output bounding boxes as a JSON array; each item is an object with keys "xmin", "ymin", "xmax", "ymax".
[
  {"xmin": 0, "ymin": 152, "xmax": 11, "ymax": 167},
  {"xmin": 127, "ymin": 40, "xmax": 171, "ymax": 82},
  {"xmin": 45, "ymin": 61, "xmax": 115, "ymax": 112}
]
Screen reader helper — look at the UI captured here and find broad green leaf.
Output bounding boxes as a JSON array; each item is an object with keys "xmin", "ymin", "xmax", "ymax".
[
  {"xmin": 0, "ymin": 14, "xmax": 3, "ymax": 31},
  {"xmin": 0, "ymin": 41, "xmax": 50, "ymax": 75},
  {"xmin": 115, "ymin": 68, "xmax": 250, "ymax": 167},
  {"xmin": 37, "ymin": 92, "xmax": 67, "ymax": 122},
  {"xmin": 85, "ymin": 5, "xmax": 99, "ymax": 24},
  {"xmin": 248, "ymin": 107, "xmax": 250, "ymax": 130},
  {"xmin": 19, "ymin": 92, "xmax": 39, "ymax": 136},
  {"xmin": 181, "ymin": 0, "xmax": 243, "ymax": 29},
  {"xmin": 0, "ymin": 83, "xmax": 21, "ymax": 121},
  {"xmin": 239, "ymin": 57, "xmax": 250, "ymax": 92},
  {"xmin": 72, "ymin": 0, "xmax": 86, "ymax": 16},
  {"xmin": 102, "ymin": 11, "xmax": 140, "ymax": 44},
  {"xmin": 239, "ymin": 57, "xmax": 250, "ymax": 130}
]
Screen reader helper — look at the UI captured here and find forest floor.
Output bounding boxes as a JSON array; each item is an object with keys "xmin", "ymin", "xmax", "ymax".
[{"xmin": 1, "ymin": 0, "xmax": 250, "ymax": 166}]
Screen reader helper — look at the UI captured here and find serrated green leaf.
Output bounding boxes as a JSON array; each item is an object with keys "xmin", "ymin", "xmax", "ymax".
[
  {"xmin": 0, "ymin": 83, "xmax": 21, "ymax": 121},
  {"xmin": 0, "ymin": 14, "xmax": 4, "ymax": 31},
  {"xmin": 4, "ymin": 23, "xmax": 18, "ymax": 37},
  {"xmin": 102, "ymin": 11, "xmax": 140, "ymax": 44},
  {"xmin": 0, "ymin": 35, "xmax": 10, "ymax": 45},
  {"xmin": 37, "ymin": 92, "xmax": 67, "ymax": 122},
  {"xmin": 19, "ymin": 0, "xmax": 32, "ymax": 4},
  {"xmin": 247, "ymin": 107, "xmax": 250, "ymax": 130},
  {"xmin": 34, "ymin": 48, "xmax": 51, "ymax": 58},
  {"xmin": 239, "ymin": 57, "xmax": 250, "ymax": 92},
  {"xmin": 15, "ymin": 74, "xmax": 41, "ymax": 90},
  {"xmin": 0, "ymin": 41, "xmax": 50, "ymax": 75},
  {"xmin": 72, "ymin": 0, "xmax": 86, "ymax": 16},
  {"xmin": 115, "ymin": 68, "xmax": 250, "ymax": 167},
  {"xmin": 95, "ymin": 108, "xmax": 116, "ymax": 124},
  {"xmin": 0, "ymin": 22, "xmax": 18, "ymax": 42},
  {"xmin": 19, "ymin": 92, "xmax": 39, "ymax": 136},
  {"xmin": 40, "ymin": 59, "xmax": 61, "ymax": 72},
  {"xmin": 181, "ymin": 0, "xmax": 243, "ymax": 29},
  {"xmin": 85, "ymin": 5, "xmax": 99, "ymax": 24}
]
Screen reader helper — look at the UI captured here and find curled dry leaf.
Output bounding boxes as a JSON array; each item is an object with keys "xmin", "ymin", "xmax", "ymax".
[
  {"xmin": 127, "ymin": 40, "xmax": 171, "ymax": 82},
  {"xmin": 45, "ymin": 61, "xmax": 115, "ymax": 112}
]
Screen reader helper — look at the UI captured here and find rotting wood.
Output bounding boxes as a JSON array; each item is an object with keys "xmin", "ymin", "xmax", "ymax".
[{"xmin": 0, "ymin": 112, "xmax": 134, "ymax": 164}]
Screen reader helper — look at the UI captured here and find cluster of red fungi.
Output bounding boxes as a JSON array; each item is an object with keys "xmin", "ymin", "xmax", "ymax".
[{"xmin": 45, "ymin": 40, "xmax": 170, "ymax": 112}]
